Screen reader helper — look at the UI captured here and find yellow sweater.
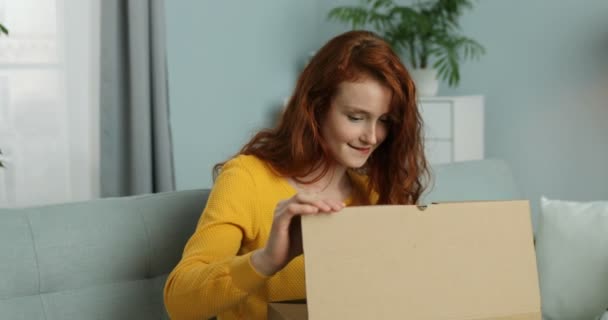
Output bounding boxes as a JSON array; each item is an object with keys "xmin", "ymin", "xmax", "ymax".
[{"xmin": 164, "ymin": 155, "xmax": 373, "ymax": 320}]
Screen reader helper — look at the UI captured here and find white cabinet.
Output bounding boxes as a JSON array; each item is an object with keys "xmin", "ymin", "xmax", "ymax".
[{"xmin": 419, "ymin": 95, "xmax": 484, "ymax": 164}]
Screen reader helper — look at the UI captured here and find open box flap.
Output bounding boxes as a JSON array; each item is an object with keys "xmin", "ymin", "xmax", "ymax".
[{"xmin": 301, "ymin": 200, "xmax": 541, "ymax": 320}]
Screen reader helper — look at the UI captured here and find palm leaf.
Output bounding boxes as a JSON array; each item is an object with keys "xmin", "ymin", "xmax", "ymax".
[
  {"xmin": 370, "ymin": 0, "xmax": 393, "ymax": 10},
  {"xmin": 328, "ymin": 7, "xmax": 371, "ymax": 29},
  {"xmin": 327, "ymin": 0, "xmax": 485, "ymax": 86},
  {"xmin": 367, "ymin": 11, "xmax": 393, "ymax": 32},
  {"xmin": 0, "ymin": 23, "xmax": 8, "ymax": 36}
]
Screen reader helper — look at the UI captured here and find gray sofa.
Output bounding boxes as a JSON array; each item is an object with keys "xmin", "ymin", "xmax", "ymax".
[{"xmin": 0, "ymin": 159, "xmax": 527, "ymax": 319}]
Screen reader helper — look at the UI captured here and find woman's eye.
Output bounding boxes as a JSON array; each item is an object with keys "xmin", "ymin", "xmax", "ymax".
[
  {"xmin": 347, "ymin": 115, "xmax": 363, "ymax": 121},
  {"xmin": 379, "ymin": 117, "xmax": 391, "ymax": 124}
]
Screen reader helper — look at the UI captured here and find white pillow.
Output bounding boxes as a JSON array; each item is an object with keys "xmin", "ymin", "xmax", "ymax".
[{"xmin": 536, "ymin": 196, "xmax": 608, "ymax": 320}]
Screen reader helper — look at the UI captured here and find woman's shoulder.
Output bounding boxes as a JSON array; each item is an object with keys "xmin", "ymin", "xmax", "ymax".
[
  {"xmin": 218, "ymin": 154, "xmax": 290, "ymax": 199},
  {"xmin": 222, "ymin": 154, "xmax": 277, "ymax": 179}
]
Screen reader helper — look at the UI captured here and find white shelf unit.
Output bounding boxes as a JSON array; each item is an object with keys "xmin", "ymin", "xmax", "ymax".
[{"xmin": 419, "ymin": 95, "xmax": 484, "ymax": 164}]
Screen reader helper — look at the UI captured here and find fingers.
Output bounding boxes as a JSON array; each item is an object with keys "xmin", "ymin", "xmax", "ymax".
[
  {"xmin": 274, "ymin": 194, "xmax": 344, "ymax": 231},
  {"xmin": 293, "ymin": 193, "xmax": 345, "ymax": 212},
  {"xmin": 324, "ymin": 199, "xmax": 346, "ymax": 211},
  {"xmin": 285, "ymin": 202, "xmax": 321, "ymax": 216},
  {"xmin": 274, "ymin": 202, "xmax": 319, "ymax": 232},
  {"xmin": 263, "ymin": 192, "xmax": 346, "ymax": 274}
]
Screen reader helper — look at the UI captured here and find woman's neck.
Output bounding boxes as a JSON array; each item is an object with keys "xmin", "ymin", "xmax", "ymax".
[{"xmin": 291, "ymin": 163, "xmax": 350, "ymax": 195}]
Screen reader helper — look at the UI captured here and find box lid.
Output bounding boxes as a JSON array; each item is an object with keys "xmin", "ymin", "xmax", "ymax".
[{"xmin": 300, "ymin": 200, "xmax": 541, "ymax": 320}]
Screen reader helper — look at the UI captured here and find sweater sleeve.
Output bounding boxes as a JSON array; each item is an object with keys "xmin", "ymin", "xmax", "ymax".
[{"xmin": 164, "ymin": 158, "xmax": 270, "ymax": 320}]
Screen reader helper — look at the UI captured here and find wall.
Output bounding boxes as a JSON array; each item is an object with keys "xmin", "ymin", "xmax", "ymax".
[
  {"xmin": 439, "ymin": 0, "xmax": 608, "ymax": 226},
  {"xmin": 166, "ymin": 1, "xmax": 608, "ymax": 227},
  {"xmin": 165, "ymin": 1, "xmax": 320, "ymax": 189},
  {"xmin": 310, "ymin": 0, "xmax": 608, "ymax": 226}
]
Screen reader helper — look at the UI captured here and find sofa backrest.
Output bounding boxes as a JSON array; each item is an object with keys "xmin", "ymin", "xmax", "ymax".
[
  {"xmin": 423, "ymin": 158, "xmax": 521, "ymax": 203},
  {"xmin": 0, "ymin": 159, "xmax": 521, "ymax": 319},
  {"xmin": 0, "ymin": 189, "xmax": 209, "ymax": 320}
]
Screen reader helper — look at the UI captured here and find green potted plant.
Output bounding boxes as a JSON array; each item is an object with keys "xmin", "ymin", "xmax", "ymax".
[
  {"xmin": 0, "ymin": 23, "xmax": 7, "ymax": 36},
  {"xmin": 328, "ymin": 0, "xmax": 485, "ymax": 96}
]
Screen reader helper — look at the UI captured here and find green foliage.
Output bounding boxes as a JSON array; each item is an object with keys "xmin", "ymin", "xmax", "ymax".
[
  {"xmin": 0, "ymin": 23, "xmax": 8, "ymax": 36},
  {"xmin": 328, "ymin": 0, "xmax": 485, "ymax": 87}
]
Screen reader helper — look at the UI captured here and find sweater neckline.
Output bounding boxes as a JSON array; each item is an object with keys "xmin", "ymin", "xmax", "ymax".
[{"xmin": 279, "ymin": 173, "xmax": 354, "ymax": 206}]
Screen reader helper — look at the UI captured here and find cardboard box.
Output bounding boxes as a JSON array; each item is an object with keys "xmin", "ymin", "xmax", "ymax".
[
  {"xmin": 268, "ymin": 301, "xmax": 307, "ymax": 320},
  {"xmin": 268, "ymin": 201, "xmax": 541, "ymax": 320}
]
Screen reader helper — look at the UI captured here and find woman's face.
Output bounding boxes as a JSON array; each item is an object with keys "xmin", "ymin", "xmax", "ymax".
[{"xmin": 321, "ymin": 77, "xmax": 391, "ymax": 169}]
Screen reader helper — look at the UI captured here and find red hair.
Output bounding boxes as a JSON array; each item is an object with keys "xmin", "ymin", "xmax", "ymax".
[{"xmin": 215, "ymin": 30, "xmax": 429, "ymax": 205}]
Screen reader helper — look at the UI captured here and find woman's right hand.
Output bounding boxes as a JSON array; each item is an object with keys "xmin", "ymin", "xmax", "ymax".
[{"xmin": 251, "ymin": 192, "xmax": 345, "ymax": 276}]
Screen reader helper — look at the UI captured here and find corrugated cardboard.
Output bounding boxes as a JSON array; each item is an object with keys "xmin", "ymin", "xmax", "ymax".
[{"xmin": 269, "ymin": 200, "xmax": 541, "ymax": 320}]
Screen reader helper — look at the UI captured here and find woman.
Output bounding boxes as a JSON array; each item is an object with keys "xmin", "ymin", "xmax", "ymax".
[{"xmin": 164, "ymin": 30, "xmax": 429, "ymax": 320}]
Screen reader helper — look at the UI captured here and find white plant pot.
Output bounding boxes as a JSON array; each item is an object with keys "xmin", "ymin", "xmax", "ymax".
[{"xmin": 410, "ymin": 68, "xmax": 440, "ymax": 97}]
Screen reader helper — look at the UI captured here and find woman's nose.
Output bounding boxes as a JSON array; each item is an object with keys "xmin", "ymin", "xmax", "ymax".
[{"xmin": 360, "ymin": 124, "xmax": 377, "ymax": 145}]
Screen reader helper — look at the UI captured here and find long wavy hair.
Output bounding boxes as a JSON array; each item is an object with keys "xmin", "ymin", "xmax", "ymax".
[{"xmin": 215, "ymin": 30, "xmax": 429, "ymax": 205}]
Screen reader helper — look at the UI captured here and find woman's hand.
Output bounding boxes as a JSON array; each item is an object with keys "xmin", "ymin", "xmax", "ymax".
[{"xmin": 251, "ymin": 192, "xmax": 345, "ymax": 276}]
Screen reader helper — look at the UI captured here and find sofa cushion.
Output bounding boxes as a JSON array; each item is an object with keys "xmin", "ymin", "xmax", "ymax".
[
  {"xmin": 0, "ymin": 209, "xmax": 39, "ymax": 299},
  {"xmin": 27, "ymin": 203, "xmax": 150, "ymax": 293},
  {"xmin": 0, "ymin": 189, "xmax": 208, "ymax": 319},
  {"xmin": 40, "ymin": 275, "xmax": 168, "ymax": 320},
  {"xmin": 536, "ymin": 196, "xmax": 608, "ymax": 320},
  {"xmin": 0, "ymin": 295, "xmax": 46, "ymax": 320}
]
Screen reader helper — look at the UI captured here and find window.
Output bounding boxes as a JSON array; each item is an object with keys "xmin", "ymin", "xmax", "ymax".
[{"xmin": 0, "ymin": 0, "xmax": 99, "ymax": 207}]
